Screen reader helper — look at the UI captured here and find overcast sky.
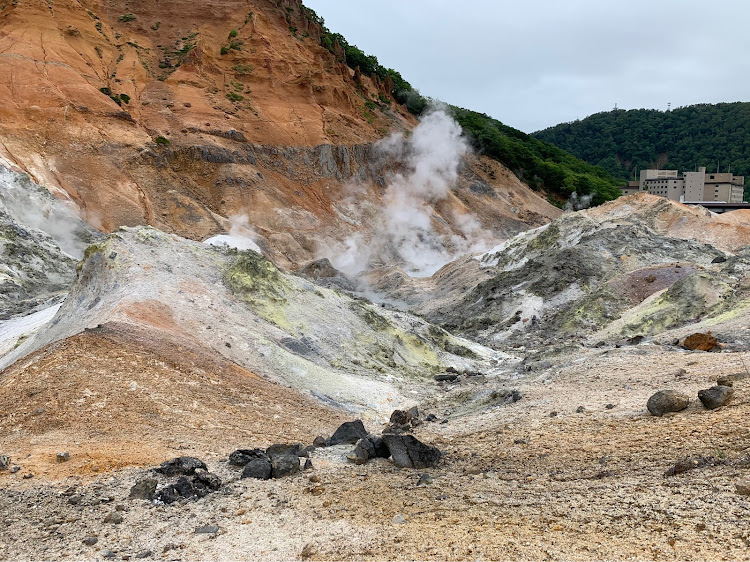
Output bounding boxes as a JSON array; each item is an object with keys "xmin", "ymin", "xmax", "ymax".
[{"xmin": 304, "ymin": 0, "xmax": 750, "ymax": 133}]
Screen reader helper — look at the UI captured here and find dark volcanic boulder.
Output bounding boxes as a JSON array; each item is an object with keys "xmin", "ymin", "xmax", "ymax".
[
  {"xmin": 241, "ymin": 458, "xmax": 272, "ymax": 480},
  {"xmin": 271, "ymin": 454, "xmax": 300, "ymax": 478},
  {"xmin": 154, "ymin": 475, "xmax": 204, "ymax": 503},
  {"xmin": 347, "ymin": 434, "xmax": 391, "ymax": 465},
  {"xmin": 266, "ymin": 443, "xmax": 301, "ymax": 459},
  {"xmin": 382, "ymin": 434, "xmax": 441, "ymax": 469},
  {"xmin": 698, "ymin": 385, "xmax": 734, "ymax": 410},
  {"xmin": 327, "ymin": 420, "xmax": 368, "ymax": 446},
  {"xmin": 647, "ymin": 390, "xmax": 690, "ymax": 416},
  {"xmin": 346, "ymin": 435, "xmax": 391, "ymax": 464},
  {"xmin": 229, "ymin": 449, "xmax": 268, "ymax": 467},
  {"xmin": 155, "ymin": 457, "xmax": 207, "ymax": 476},
  {"xmin": 193, "ymin": 471, "xmax": 222, "ymax": 491},
  {"xmin": 128, "ymin": 477, "xmax": 158, "ymax": 500},
  {"xmin": 347, "ymin": 438, "xmax": 373, "ymax": 465}
]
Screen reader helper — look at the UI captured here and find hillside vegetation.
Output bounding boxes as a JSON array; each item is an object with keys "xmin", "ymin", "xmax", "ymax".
[
  {"xmin": 300, "ymin": 4, "xmax": 623, "ymax": 206},
  {"xmin": 533, "ymin": 103, "xmax": 750, "ymax": 199}
]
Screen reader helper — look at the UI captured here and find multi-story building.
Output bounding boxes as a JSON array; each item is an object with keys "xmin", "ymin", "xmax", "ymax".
[
  {"xmin": 639, "ymin": 169, "xmax": 678, "ymax": 191},
  {"xmin": 625, "ymin": 167, "xmax": 745, "ymax": 203}
]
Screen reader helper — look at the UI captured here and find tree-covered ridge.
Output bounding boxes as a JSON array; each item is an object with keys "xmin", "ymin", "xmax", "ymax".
[
  {"xmin": 300, "ymin": 3, "xmax": 622, "ymax": 205},
  {"xmin": 533, "ymin": 103, "xmax": 750, "ymax": 199},
  {"xmin": 450, "ymin": 108, "xmax": 622, "ymax": 205}
]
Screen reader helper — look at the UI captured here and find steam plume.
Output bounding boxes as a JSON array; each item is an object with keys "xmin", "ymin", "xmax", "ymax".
[
  {"xmin": 330, "ymin": 109, "xmax": 494, "ymax": 277},
  {"xmin": 204, "ymin": 214, "xmax": 262, "ymax": 253}
]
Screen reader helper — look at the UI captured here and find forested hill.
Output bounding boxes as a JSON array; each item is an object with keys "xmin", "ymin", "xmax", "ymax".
[{"xmin": 533, "ymin": 102, "xmax": 750, "ymax": 197}]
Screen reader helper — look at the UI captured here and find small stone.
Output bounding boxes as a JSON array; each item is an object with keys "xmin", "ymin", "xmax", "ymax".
[
  {"xmin": 241, "ymin": 458, "xmax": 272, "ymax": 480},
  {"xmin": 698, "ymin": 385, "xmax": 734, "ymax": 410},
  {"xmin": 300, "ymin": 543, "xmax": 316, "ymax": 560},
  {"xmin": 0, "ymin": 455, "xmax": 9, "ymax": 471},
  {"xmin": 56, "ymin": 451, "xmax": 70, "ymax": 463},
  {"xmin": 33, "ymin": 408, "xmax": 45, "ymax": 415},
  {"xmin": 9, "ymin": 466, "xmax": 20, "ymax": 474},
  {"xmin": 82, "ymin": 536, "xmax": 98, "ymax": 546},
  {"xmin": 312, "ymin": 436, "xmax": 326, "ymax": 448},
  {"xmin": 228, "ymin": 449, "xmax": 267, "ymax": 467},
  {"xmin": 392, "ymin": 514, "xmax": 407, "ymax": 525},
  {"xmin": 326, "ymin": 420, "xmax": 369, "ymax": 446},
  {"xmin": 128, "ymin": 478, "xmax": 158, "ymax": 500},
  {"xmin": 735, "ymin": 480, "xmax": 750, "ymax": 496},
  {"xmin": 424, "ymin": 414, "xmax": 438, "ymax": 422},
  {"xmin": 154, "ymin": 457, "xmax": 206, "ymax": 476},
  {"xmin": 271, "ymin": 454, "xmax": 300, "ymax": 478},
  {"xmin": 22, "ymin": 473, "xmax": 33, "ymax": 479},
  {"xmin": 115, "ymin": 504, "xmax": 126, "ymax": 511},
  {"xmin": 135, "ymin": 550, "xmax": 152, "ymax": 559},
  {"xmin": 303, "ymin": 458, "xmax": 313, "ymax": 470},
  {"xmin": 711, "ymin": 255, "xmax": 727, "ymax": 263},
  {"xmin": 549, "ymin": 411, "xmax": 558, "ymax": 417},
  {"xmin": 101, "ymin": 550, "xmax": 116, "ymax": 559},
  {"xmin": 434, "ymin": 373, "xmax": 458, "ymax": 382},
  {"xmin": 194, "ymin": 525, "xmax": 219, "ymax": 534},
  {"xmin": 68, "ymin": 495, "xmax": 82, "ymax": 505},
  {"xmin": 389, "ymin": 409, "xmax": 411, "ymax": 426},
  {"xmin": 297, "ymin": 446, "xmax": 315, "ymax": 458},
  {"xmin": 103, "ymin": 512, "xmax": 124, "ymax": 524},
  {"xmin": 417, "ymin": 473, "xmax": 433, "ymax": 486},
  {"xmin": 716, "ymin": 372, "xmax": 748, "ymax": 387},
  {"xmin": 605, "ymin": 403, "xmax": 615, "ymax": 410},
  {"xmin": 576, "ymin": 406, "xmax": 585, "ymax": 413},
  {"xmin": 647, "ymin": 390, "xmax": 690, "ymax": 416}
]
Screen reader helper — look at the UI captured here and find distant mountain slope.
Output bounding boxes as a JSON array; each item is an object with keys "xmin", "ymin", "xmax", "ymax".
[{"xmin": 533, "ymin": 102, "xmax": 750, "ymax": 198}]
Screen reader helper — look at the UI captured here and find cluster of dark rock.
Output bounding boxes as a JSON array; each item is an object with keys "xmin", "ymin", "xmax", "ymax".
[
  {"xmin": 124, "ymin": 410, "xmax": 442, "ymax": 506},
  {"xmin": 128, "ymin": 457, "xmax": 222, "ymax": 505},
  {"xmin": 229, "ymin": 443, "xmax": 312, "ymax": 480},
  {"xmin": 647, "ymin": 377, "xmax": 738, "ymax": 416},
  {"xmin": 229, "ymin": 411, "xmax": 442, "ymax": 475},
  {"xmin": 344, "ymin": 409, "xmax": 442, "ymax": 469}
]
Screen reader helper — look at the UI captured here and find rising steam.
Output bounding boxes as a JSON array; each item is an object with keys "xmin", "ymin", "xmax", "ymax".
[
  {"xmin": 204, "ymin": 214, "xmax": 263, "ymax": 253},
  {"xmin": 564, "ymin": 192, "xmax": 593, "ymax": 212},
  {"xmin": 0, "ymin": 165, "xmax": 97, "ymax": 259},
  {"xmin": 330, "ymin": 109, "xmax": 493, "ymax": 277}
]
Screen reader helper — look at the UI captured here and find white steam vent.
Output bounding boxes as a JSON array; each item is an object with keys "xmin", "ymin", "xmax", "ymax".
[{"xmin": 204, "ymin": 214, "xmax": 262, "ymax": 253}]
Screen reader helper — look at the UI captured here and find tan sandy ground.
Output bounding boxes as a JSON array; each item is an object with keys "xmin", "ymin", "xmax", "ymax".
[{"xmin": 1, "ymin": 333, "xmax": 750, "ymax": 560}]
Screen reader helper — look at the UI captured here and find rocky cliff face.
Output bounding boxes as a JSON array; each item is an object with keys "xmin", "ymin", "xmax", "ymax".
[{"xmin": 0, "ymin": 0, "xmax": 560, "ymax": 265}]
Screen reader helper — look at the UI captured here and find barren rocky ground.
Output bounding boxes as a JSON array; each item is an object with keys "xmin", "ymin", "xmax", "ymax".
[{"xmin": 2, "ymin": 341, "xmax": 749, "ymax": 560}]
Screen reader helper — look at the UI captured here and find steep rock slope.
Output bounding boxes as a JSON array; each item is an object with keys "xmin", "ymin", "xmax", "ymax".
[{"xmin": 0, "ymin": 0, "xmax": 559, "ymax": 264}]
